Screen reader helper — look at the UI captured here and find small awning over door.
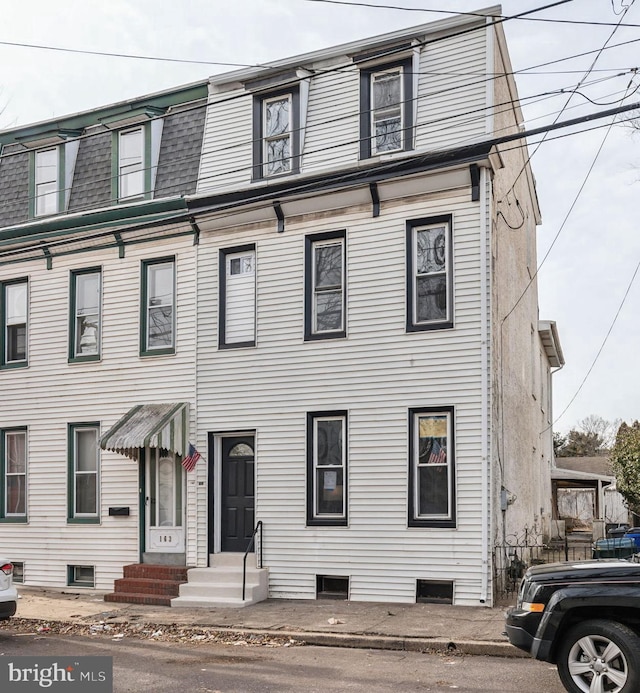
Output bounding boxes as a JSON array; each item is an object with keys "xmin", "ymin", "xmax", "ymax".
[{"xmin": 100, "ymin": 402, "xmax": 189, "ymax": 461}]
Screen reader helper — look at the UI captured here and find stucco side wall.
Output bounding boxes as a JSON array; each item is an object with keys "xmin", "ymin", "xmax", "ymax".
[{"xmin": 489, "ymin": 25, "xmax": 553, "ymax": 547}]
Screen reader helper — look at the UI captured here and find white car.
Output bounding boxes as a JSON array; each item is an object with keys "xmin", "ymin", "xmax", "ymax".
[{"xmin": 0, "ymin": 559, "xmax": 17, "ymax": 620}]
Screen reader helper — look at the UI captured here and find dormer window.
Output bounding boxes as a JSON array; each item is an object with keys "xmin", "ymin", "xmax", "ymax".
[
  {"xmin": 252, "ymin": 87, "xmax": 300, "ymax": 180},
  {"xmin": 33, "ymin": 147, "xmax": 60, "ymax": 217},
  {"xmin": 264, "ymin": 95, "xmax": 292, "ymax": 176},
  {"xmin": 359, "ymin": 58, "xmax": 413, "ymax": 159},
  {"xmin": 118, "ymin": 127, "xmax": 146, "ymax": 200}
]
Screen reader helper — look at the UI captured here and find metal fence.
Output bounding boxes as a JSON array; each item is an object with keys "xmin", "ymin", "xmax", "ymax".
[{"xmin": 493, "ymin": 528, "xmax": 593, "ymax": 601}]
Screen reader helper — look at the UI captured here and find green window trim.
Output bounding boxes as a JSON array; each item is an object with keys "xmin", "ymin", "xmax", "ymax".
[
  {"xmin": 68, "ymin": 267, "xmax": 102, "ymax": 363},
  {"xmin": 67, "ymin": 422, "xmax": 101, "ymax": 524},
  {"xmin": 1, "ymin": 278, "xmax": 29, "ymax": 369},
  {"xmin": 0, "ymin": 427, "xmax": 28, "ymax": 522},
  {"xmin": 111, "ymin": 124, "xmax": 153, "ymax": 202},
  {"xmin": 140, "ymin": 257, "xmax": 176, "ymax": 357},
  {"xmin": 28, "ymin": 145, "xmax": 66, "ymax": 219}
]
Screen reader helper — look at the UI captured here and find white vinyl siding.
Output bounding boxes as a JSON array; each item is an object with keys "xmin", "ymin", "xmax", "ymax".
[
  {"xmin": 198, "ymin": 90, "xmax": 253, "ymax": 192},
  {"xmin": 302, "ymin": 69, "xmax": 359, "ymax": 173},
  {"xmin": 195, "ymin": 175, "xmax": 488, "ymax": 605},
  {"xmin": 0, "ymin": 236, "xmax": 197, "ymax": 587},
  {"xmin": 415, "ymin": 31, "xmax": 488, "ymax": 151}
]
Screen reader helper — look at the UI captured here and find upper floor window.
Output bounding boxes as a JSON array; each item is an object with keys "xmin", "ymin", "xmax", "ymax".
[
  {"xmin": 1, "ymin": 279, "xmax": 28, "ymax": 368},
  {"xmin": 34, "ymin": 148, "xmax": 60, "ymax": 217},
  {"xmin": 304, "ymin": 231, "xmax": 346, "ymax": 341},
  {"xmin": 117, "ymin": 126, "xmax": 148, "ymax": 200},
  {"xmin": 141, "ymin": 258, "xmax": 175, "ymax": 356},
  {"xmin": 306, "ymin": 412, "xmax": 348, "ymax": 527},
  {"xmin": 68, "ymin": 423, "xmax": 100, "ymax": 522},
  {"xmin": 70, "ymin": 269, "xmax": 101, "ymax": 361},
  {"xmin": 253, "ymin": 88, "xmax": 300, "ymax": 179},
  {"xmin": 1, "ymin": 428, "xmax": 27, "ymax": 521},
  {"xmin": 219, "ymin": 245, "xmax": 256, "ymax": 349},
  {"xmin": 408, "ymin": 407, "xmax": 455, "ymax": 528},
  {"xmin": 359, "ymin": 59, "xmax": 413, "ymax": 159},
  {"xmin": 406, "ymin": 216, "xmax": 453, "ymax": 332}
]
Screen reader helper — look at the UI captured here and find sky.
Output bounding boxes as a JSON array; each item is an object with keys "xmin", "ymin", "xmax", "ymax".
[{"xmin": 0, "ymin": 0, "xmax": 638, "ymax": 433}]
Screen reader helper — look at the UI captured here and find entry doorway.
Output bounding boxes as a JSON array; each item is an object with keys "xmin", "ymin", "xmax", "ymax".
[
  {"xmin": 144, "ymin": 447, "xmax": 185, "ymax": 554},
  {"xmin": 210, "ymin": 434, "xmax": 255, "ymax": 554}
]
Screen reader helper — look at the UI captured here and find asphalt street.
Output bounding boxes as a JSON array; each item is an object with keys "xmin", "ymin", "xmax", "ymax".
[{"xmin": 0, "ymin": 629, "xmax": 564, "ymax": 693}]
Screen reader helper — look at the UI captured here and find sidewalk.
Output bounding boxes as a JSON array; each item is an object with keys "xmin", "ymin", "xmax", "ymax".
[{"xmin": 8, "ymin": 587, "xmax": 525, "ymax": 657}]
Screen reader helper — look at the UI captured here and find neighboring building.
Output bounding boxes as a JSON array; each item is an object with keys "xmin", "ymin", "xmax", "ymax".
[
  {"xmin": 552, "ymin": 456, "xmax": 631, "ymax": 538},
  {"xmin": 0, "ymin": 6, "xmax": 563, "ymax": 606}
]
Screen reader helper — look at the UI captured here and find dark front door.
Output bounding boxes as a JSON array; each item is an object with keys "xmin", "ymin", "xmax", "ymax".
[{"xmin": 221, "ymin": 436, "xmax": 255, "ymax": 552}]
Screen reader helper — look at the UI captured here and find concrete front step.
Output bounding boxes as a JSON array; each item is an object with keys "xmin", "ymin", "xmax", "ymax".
[
  {"xmin": 169, "ymin": 595, "xmax": 256, "ymax": 608},
  {"xmin": 104, "ymin": 592, "xmax": 174, "ymax": 607},
  {"xmin": 172, "ymin": 558, "xmax": 269, "ymax": 609}
]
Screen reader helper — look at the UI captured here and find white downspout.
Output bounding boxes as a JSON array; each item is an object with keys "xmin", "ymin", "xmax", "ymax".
[{"xmin": 480, "ymin": 164, "xmax": 491, "ymax": 605}]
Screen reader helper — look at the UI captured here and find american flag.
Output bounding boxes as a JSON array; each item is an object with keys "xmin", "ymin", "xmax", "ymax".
[
  {"xmin": 182, "ymin": 443, "xmax": 201, "ymax": 472},
  {"xmin": 427, "ymin": 439, "xmax": 447, "ymax": 465}
]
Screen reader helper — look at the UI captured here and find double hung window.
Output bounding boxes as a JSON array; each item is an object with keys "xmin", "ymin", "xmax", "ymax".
[
  {"xmin": 407, "ymin": 216, "xmax": 453, "ymax": 331},
  {"xmin": 34, "ymin": 148, "xmax": 60, "ymax": 216},
  {"xmin": 253, "ymin": 88, "xmax": 299, "ymax": 179},
  {"xmin": 219, "ymin": 246, "xmax": 256, "ymax": 348},
  {"xmin": 307, "ymin": 412, "xmax": 347, "ymax": 526},
  {"xmin": 68, "ymin": 424, "xmax": 100, "ymax": 522},
  {"xmin": 141, "ymin": 258, "xmax": 175, "ymax": 355},
  {"xmin": 117, "ymin": 126, "xmax": 148, "ymax": 200},
  {"xmin": 408, "ymin": 407, "xmax": 455, "ymax": 527},
  {"xmin": 360, "ymin": 58, "xmax": 413, "ymax": 159},
  {"xmin": 304, "ymin": 231, "xmax": 346, "ymax": 340},
  {"xmin": 1, "ymin": 280, "xmax": 28, "ymax": 367},
  {"xmin": 70, "ymin": 269, "xmax": 101, "ymax": 361},
  {"xmin": 1, "ymin": 429, "xmax": 27, "ymax": 521}
]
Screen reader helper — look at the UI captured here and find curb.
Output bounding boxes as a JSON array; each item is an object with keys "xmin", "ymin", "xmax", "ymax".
[{"xmin": 7, "ymin": 616, "xmax": 527, "ymax": 658}]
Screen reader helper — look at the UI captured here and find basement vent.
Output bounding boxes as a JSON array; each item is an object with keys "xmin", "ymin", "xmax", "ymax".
[
  {"xmin": 416, "ymin": 579, "xmax": 453, "ymax": 604},
  {"xmin": 316, "ymin": 575, "xmax": 349, "ymax": 600},
  {"xmin": 11, "ymin": 562, "xmax": 24, "ymax": 584},
  {"xmin": 67, "ymin": 565, "xmax": 95, "ymax": 588}
]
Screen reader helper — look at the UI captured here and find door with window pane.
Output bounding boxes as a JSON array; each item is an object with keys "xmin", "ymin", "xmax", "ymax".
[
  {"xmin": 220, "ymin": 436, "xmax": 255, "ymax": 552},
  {"xmin": 145, "ymin": 448, "xmax": 185, "ymax": 553}
]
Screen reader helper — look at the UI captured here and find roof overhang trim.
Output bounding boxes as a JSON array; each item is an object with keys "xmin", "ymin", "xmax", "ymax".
[{"xmin": 539, "ymin": 320, "xmax": 565, "ymax": 368}]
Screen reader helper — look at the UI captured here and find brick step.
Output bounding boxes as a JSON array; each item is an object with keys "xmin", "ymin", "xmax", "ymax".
[
  {"xmin": 104, "ymin": 592, "xmax": 174, "ymax": 607},
  {"xmin": 122, "ymin": 564, "xmax": 189, "ymax": 581},
  {"xmin": 113, "ymin": 577, "xmax": 184, "ymax": 597}
]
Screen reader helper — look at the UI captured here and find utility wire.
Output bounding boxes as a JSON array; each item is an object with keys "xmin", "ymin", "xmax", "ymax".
[
  {"xmin": 552, "ymin": 258, "xmax": 640, "ymax": 425},
  {"xmin": 1, "ymin": 70, "xmax": 633, "ymax": 216}
]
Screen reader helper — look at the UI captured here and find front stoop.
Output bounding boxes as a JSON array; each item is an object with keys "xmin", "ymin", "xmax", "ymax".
[
  {"xmin": 104, "ymin": 564, "xmax": 189, "ymax": 607},
  {"xmin": 171, "ymin": 553, "xmax": 268, "ymax": 609}
]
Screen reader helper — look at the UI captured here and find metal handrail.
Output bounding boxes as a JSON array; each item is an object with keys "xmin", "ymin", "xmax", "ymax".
[{"xmin": 242, "ymin": 520, "xmax": 263, "ymax": 601}]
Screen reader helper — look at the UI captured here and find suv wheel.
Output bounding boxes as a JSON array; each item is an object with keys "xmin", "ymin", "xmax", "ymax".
[{"xmin": 557, "ymin": 619, "xmax": 640, "ymax": 693}]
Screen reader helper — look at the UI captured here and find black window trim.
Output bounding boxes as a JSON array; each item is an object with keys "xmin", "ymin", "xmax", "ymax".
[
  {"xmin": 306, "ymin": 410, "xmax": 348, "ymax": 527},
  {"xmin": 408, "ymin": 405, "xmax": 456, "ymax": 528},
  {"xmin": 359, "ymin": 57, "xmax": 414, "ymax": 161},
  {"xmin": 406, "ymin": 214, "xmax": 454, "ymax": 332},
  {"xmin": 304, "ymin": 230, "xmax": 347, "ymax": 342},
  {"xmin": 252, "ymin": 85, "xmax": 300, "ymax": 181},
  {"xmin": 219, "ymin": 243, "xmax": 256, "ymax": 350}
]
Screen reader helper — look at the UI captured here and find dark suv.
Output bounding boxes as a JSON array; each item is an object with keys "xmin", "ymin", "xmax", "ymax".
[{"xmin": 505, "ymin": 559, "xmax": 640, "ymax": 692}]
